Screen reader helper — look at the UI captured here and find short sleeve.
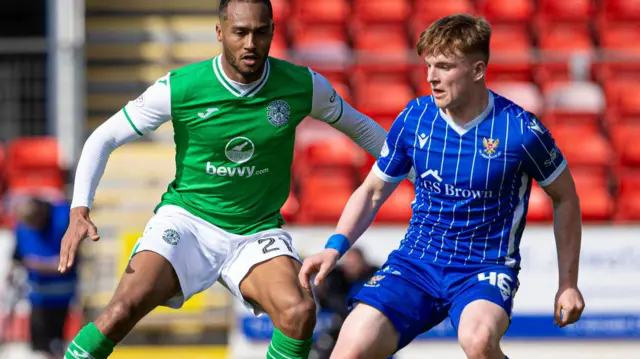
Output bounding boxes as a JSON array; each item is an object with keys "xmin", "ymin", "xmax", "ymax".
[
  {"xmin": 308, "ymin": 68, "xmax": 343, "ymax": 124},
  {"xmin": 373, "ymin": 105, "xmax": 413, "ymax": 183},
  {"xmin": 520, "ymin": 112, "xmax": 566, "ymax": 187}
]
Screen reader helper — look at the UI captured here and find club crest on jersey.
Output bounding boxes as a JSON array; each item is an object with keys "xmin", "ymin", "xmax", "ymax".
[
  {"xmin": 480, "ymin": 137, "xmax": 502, "ymax": 159},
  {"xmin": 364, "ymin": 275, "xmax": 385, "ymax": 288},
  {"xmin": 267, "ymin": 100, "xmax": 290, "ymax": 127},
  {"xmin": 162, "ymin": 229, "xmax": 180, "ymax": 245}
]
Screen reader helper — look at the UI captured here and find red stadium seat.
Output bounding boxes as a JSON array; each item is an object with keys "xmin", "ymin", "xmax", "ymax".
[
  {"xmin": 616, "ymin": 169, "xmax": 640, "ymax": 197},
  {"xmin": 375, "ymin": 181, "xmax": 415, "ymax": 224},
  {"xmin": 598, "ymin": 24, "xmax": 640, "ymax": 53},
  {"xmin": 485, "ymin": 62, "xmax": 534, "ymax": 84},
  {"xmin": 572, "ymin": 170, "xmax": 614, "ymax": 221},
  {"xmin": 551, "ymin": 124, "xmax": 613, "ymax": 169},
  {"xmin": 526, "ymin": 182, "xmax": 553, "ymax": 222},
  {"xmin": 290, "ymin": 0, "xmax": 350, "ymax": 25},
  {"xmin": 603, "ymin": 80, "xmax": 640, "ymax": 125},
  {"xmin": 600, "ymin": 0, "xmax": 640, "ymax": 23},
  {"xmin": 302, "ymin": 137, "xmax": 367, "ymax": 169},
  {"xmin": 486, "ymin": 26, "xmax": 534, "ymax": 83},
  {"xmin": 476, "ymin": 0, "xmax": 534, "ymax": 25},
  {"xmin": 614, "ymin": 169, "xmax": 640, "ymax": 222},
  {"xmin": 5, "ymin": 137, "xmax": 64, "ymax": 190},
  {"xmin": 596, "ymin": 61, "xmax": 640, "ymax": 83},
  {"xmin": 410, "ymin": 0, "xmax": 475, "ymax": 37},
  {"xmin": 490, "ymin": 25, "xmax": 533, "ymax": 58},
  {"xmin": 354, "ymin": 77, "xmax": 414, "ymax": 118},
  {"xmin": 537, "ymin": 23, "xmax": 594, "ymax": 55},
  {"xmin": 611, "ymin": 123, "xmax": 640, "ymax": 167},
  {"xmin": 297, "ymin": 169, "xmax": 355, "ymax": 224},
  {"xmin": 351, "ymin": 24, "xmax": 412, "ymax": 72},
  {"xmin": 271, "ymin": 0, "xmax": 290, "ymax": 25},
  {"xmin": 269, "ymin": 27, "xmax": 289, "ymax": 60},
  {"xmin": 615, "ymin": 190, "xmax": 640, "ymax": 222},
  {"xmin": 352, "ymin": 0, "xmax": 411, "ymax": 24},
  {"xmin": 535, "ymin": 0, "xmax": 595, "ymax": 24},
  {"xmin": 290, "ymin": 24, "xmax": 350, "ymax": 67}
]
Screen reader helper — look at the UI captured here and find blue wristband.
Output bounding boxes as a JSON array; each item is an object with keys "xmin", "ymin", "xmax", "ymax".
[{"xmin": 325, "ymin": 234, "xmax": 351, "ymax": 258}]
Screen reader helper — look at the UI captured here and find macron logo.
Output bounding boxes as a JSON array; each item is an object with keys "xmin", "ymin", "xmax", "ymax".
[
  {"xmin": 420, "ymin": 169, "xmax": 443, "ymax": 182},
  {"xmin": 418, "ymin": 133, "xmax": 429, "ymax": 149},
  {"xmin": 198, "ymin": 108, "xmax": 219, "ymax": 119},
  {"xmin": 528, "ymin": 119, "xmax": 544, "ymax": 134}
]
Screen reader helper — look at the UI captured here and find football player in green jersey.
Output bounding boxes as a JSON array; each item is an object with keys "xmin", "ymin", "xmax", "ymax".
[{"xmin": 59, "ymin": 1, "xmax": 413, "ymax": 358}]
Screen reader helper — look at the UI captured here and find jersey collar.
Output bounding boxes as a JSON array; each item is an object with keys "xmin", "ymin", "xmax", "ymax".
[
  {"xmin": 212, "ymin": 55, "xmax": 270, "ymax": 97},
  {"xmin": 439, "ymin": 91, "xmax": 495, "ymax": 136}
]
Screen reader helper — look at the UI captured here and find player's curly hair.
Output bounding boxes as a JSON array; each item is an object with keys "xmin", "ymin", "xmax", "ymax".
[
  {"xmin": 416, "ymin": 14, "xmax": 492, "ymax": 64},
  {"xmin": 219, "ymin": 0, "xmax": 273, "ymax": 19}
]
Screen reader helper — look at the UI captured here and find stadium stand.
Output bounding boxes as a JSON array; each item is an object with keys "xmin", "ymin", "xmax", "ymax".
[{"xmin": 77, "ymin": 0, "xmax": 640, "ymax": 241}]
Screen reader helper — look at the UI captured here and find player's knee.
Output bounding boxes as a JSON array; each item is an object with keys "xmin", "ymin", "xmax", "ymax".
[
  {"xmin": 101, "ymin": 299, "xmax": 137, "ymax": 328},
  {"xmin": 275, "ymin": 296, "xmax": 316, "ymax": 334},
  {"xmin": 459, "ymin": 324, "xmax": 499, "ymax": 359}
]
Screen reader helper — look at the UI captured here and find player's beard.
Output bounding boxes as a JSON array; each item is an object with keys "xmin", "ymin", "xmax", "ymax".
[{"xmin": 225, "ymin": 48, "xmax": 268, "ymax": 81}]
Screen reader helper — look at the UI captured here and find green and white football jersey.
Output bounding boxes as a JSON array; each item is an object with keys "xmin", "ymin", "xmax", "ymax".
[{"xmin": 118, "ymin": 56, "xmax": 367, "ymax": 235}]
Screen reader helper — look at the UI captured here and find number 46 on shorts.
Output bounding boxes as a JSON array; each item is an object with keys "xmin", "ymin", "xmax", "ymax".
[{"xmin": 478, "ymin": 272, "xmax": 517, "ymax": 302}]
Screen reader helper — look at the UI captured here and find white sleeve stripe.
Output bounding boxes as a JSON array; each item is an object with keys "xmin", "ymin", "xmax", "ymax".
[
  {"xmin": 538, "ymin": 159, "xmax": 567, "ymax": 187},
  {"xmin": 373, "ymin": 162, "xmax": 407, "ymax": 183},
  {"xmin": 521, "ymin": 144, "xmax": 544, "ymax": 179}
]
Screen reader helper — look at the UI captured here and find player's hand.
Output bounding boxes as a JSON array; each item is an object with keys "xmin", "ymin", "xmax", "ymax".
[
  {"xmin": 298, "ymin": 249, "xmax": 341, "ymax": 292},
  {"xmin": 58, "ymin": 206, "xmax": 100, "ymax": 273},
  {"xmin": 554, "ymin": 286, "xmax": 585, "ymax": 328}
]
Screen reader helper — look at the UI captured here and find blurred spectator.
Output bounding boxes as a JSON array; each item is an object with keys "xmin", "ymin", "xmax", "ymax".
[
  {"xmin": 10, "ymin": 197, "xmax": 76, "ymax": 359},
  {"xmin": 310, "ymin": 247, "xmax": 382, "ymax": 359}
]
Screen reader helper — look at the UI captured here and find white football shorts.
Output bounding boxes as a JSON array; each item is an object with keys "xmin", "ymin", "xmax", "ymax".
[{"xmin": 129, "ymin": 204, "xmax": 301, "ymax": 315}]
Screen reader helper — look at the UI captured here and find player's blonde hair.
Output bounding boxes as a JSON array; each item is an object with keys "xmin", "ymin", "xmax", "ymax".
[{"xmin": 416, "ymin": 14, "xmax": 492, "ymax": 64}]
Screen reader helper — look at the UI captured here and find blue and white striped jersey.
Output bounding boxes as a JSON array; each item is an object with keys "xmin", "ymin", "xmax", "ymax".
[{"xmin": 374, "ymin": 91, "xmax": 566, "ymax": 269}]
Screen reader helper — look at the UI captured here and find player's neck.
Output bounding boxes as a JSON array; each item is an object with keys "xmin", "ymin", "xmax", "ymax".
[
  {"xmin": 445, "ymin": 89, "xmax": 490, "ymax": 126},
  {"xmin": 220, "ymin": 55, "xmax": 265, "ymax": 84}
]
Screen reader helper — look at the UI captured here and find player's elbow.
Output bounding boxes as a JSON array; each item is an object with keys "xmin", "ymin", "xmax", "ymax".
[{"xmin": 365, "ymin": 179, "xmax": 394, "ymax": 214}]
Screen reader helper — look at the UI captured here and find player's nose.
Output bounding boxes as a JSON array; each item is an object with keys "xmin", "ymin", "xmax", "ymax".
[
  {"xmin": 244, "ymin": 34, "xmax": 257, "ymax": 50},
  {"xmin": 426, "ymin": 68, "xmax": 438, "ymax": 83}
]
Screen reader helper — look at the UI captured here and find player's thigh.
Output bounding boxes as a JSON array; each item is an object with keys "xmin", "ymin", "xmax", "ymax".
[
  {"xmin": 108, "ymin": 205, "xmax": 226, "ymax": 311},
  {"xmin": 448, "ymin": 266, "xmax": 519, "ymax": 349},
  {"xmin": 330, "ymin": 303, "xmax": 398, "ymax": 359},
  {"xmin": 348, "ymin": 261, "xmax": 448, "ymax": 354},
  {"xmin": 223, "ymin": 230, "xmax": 313, "ymax": 316}
]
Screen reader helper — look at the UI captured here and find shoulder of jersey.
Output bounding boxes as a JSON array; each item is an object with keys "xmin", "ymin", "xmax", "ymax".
[
  {"xmin": 167, "ymin": 58, "xmax": 215, "ymax": 79},
  {"xmin": 492, "ymin": 92, "xmax": 547, "ymax": 135},
  {"xmin": 493, "ymin": 93, "xmax": 530, "ymax": 120},
  {"xmin": 268, "ymin": 56, "xmax": 306, "ymax": 71}
]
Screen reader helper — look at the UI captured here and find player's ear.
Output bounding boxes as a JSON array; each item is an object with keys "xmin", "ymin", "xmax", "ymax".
[
  {"xmin": 216, "ymin": 23, "xmax": 223, "ymax": 42},
  {"xmin": 473, "ymin": 60, "xmax": 486, "ymax": 82}
]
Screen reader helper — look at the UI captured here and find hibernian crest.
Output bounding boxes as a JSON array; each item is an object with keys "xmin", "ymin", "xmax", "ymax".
[
  {"xmin": 267, "ymin": 100, "xmax": 290, "ymax": 127},
  {"xmin": 162, "ymin": 229, "xmax": 180, "ymax": 245},
  {"xmin": 480, "ymin": 137, "xmax": 502, "ymax": 159}
]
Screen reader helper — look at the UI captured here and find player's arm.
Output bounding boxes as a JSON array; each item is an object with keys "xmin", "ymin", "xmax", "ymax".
[
  {"xmin": 520, "ymin": 112, "xmax": 584, "ymax": 327},
  {"xmin": 307, "ymin": 69, "xmax": 416, "ymax": 182},
  {"xmin": 71, "ymin": 74, "xmax": 172, "ymax": 211},
  {"xmin": 58, "ymin": 74, "xmax": 173, "ymax": 273},
  {"xmin": 299, "ymin": 112, "xmax": 412, "ymax": 290}
]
